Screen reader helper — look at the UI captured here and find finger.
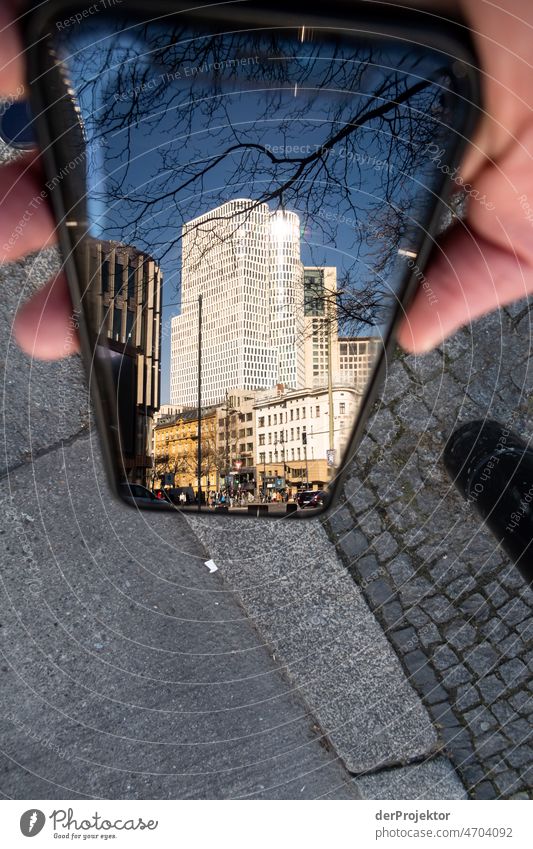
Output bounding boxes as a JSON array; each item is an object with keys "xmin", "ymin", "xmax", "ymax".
[
  {"xmin": 13, "ymin": 272, "xmax": 79, "ymax": 360},
  {"xmin": 0, "ymin": 156, "xmax": 58, "ymax": 262},
  {"xmin": 0, "ymin": 5, "xmax": 25, "ymax": 98},
  {"xmin": 397, "ymin": 227, "xmax": 533, "ymax": 354}
]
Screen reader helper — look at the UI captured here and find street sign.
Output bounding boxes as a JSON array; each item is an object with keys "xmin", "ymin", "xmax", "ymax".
[
  {"xmin": 164, "ymin": 473, "xmax": 174, "ymax": 486},
  {"xmin": 326, "ymin": 449, "xmax": 336, "ymax": 467}
]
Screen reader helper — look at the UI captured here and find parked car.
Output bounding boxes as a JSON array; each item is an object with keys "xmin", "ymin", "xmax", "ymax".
[
  {"xmin": 118, "ymin": 483, "xmax": 173, "ymax": 509},
  {"xmin": 296, "ymin": 489, "xmax": 328, "ymax": 508}
]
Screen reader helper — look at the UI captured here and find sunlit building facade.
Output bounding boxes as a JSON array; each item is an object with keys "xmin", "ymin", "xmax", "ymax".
[
  {"xmin": 254, "ymin": 384, "xmax": 361, "ymax": 494},
  {"xmin": 170, "ymin": 199, "xmax": 306, "ymax": 408},
  {"xmin": 87, "ymin": 239, "xmax": 162, "ymax": 486}
]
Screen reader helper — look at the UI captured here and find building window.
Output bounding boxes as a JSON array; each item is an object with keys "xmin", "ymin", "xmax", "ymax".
[
  {"xmin": 316, "ymin": 406, "xmax": 320, "ymax": 417},
  {"xmin": 102, "ymin": 259, "xmax": 109, "ymax": 293},
  {"xmin": 259, "ymin": 434, "xmax": 265, "ymax": 446},
  {"xmin": 114, "ymin": 261, "xmax": 123, "ymax": 296},
  {"xmin": 113, "ymin": 307, "xmax": 122, "ymax": 339},
  {"xmin": 258, "ymin": 417, "xmax": 265, "ymax": 427},
  {"xmin": 127, "ymin": 265, "xmax": 136, "ymax": 300},
  {"xmin": 339, "ymin": 402, "xmax": 346, "ymax": 415},
  {"xmin": 126, "ymin": 309, "xmax": 134, "ymax": 341}
]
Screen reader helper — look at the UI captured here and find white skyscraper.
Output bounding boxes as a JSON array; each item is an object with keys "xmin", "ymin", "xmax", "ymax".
[{"xmin": 170, "ymin": 199, "xmax": 305, "ymax": 408}]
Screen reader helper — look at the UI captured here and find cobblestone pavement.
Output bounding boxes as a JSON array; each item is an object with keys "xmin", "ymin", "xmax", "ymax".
[{"xmin": 325, "ymin": 302, "xmax": 533, "ymax": 800}]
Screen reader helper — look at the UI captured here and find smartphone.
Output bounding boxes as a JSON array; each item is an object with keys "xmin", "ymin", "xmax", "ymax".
[{"xmin": 23, "ymin": 0, "xmax": 480, "ymax": 517}]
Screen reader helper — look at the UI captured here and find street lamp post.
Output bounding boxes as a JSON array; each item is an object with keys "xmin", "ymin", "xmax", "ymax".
[
  {"xmin": 280, "ymin": 432, "xmax": 286, "ymax": 495},
  {"xmin": 196, "ymin": 293, "xmax": 202, "ymax": 512},
  {"xmin": 221, "ymin": 392, "xmax": 239, "ymax": 496},
  {"xmin": 327, "ymin": 288, "xmax": 334, "ymax": 465},
  {"xmin": 303, "ymin": 430, "xmax": 309, "ymax": 487}
]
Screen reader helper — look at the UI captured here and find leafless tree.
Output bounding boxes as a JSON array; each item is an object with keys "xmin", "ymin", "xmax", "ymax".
[{"xmin": 60, "ymin": 18, "xmax": 452, "ymax": 331}]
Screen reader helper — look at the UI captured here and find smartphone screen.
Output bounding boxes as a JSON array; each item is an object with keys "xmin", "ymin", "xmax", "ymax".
[{"xmin": 46, "ymin": 9, "xmax": 473, "ymax": 514}]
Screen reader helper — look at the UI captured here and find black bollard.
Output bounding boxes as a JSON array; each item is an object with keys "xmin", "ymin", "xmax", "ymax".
[{"xmin": 444, "ymin": 420, "xmax": 533, "ymax": 585}]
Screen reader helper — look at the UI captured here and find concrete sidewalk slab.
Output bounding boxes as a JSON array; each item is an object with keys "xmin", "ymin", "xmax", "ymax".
[
  {"xmin": 187, "ymin": 513, "xmax": 441, "ymax": 774},
  {"xmin": 0, "ymin": 435, "xmax": 359, "ymax": 799}
]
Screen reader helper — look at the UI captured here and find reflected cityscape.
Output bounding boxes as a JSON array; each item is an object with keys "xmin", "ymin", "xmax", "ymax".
[
  {"xmin": 96, "ymin": 198, "xmax": 380, "ymax": 511},
  {"xmin": 56, "ymin": 16, "xmax": 456, "ymax": 513}
]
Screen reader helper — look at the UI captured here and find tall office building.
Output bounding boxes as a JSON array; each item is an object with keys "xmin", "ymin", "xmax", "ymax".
[
  {"xmin": 337, "ymin": 337, "xmax": 382, "ymax": 388},
  {"xmin": 302, "ymin": 266, "xmax": 339, "ymax": 388},
  {"xmin": 86, "ymin": 239, "xmax": 162, "ymax": 485},
  {"xmin": 170, "ymin": 199, "xmax": 305, "ymax": 407}
]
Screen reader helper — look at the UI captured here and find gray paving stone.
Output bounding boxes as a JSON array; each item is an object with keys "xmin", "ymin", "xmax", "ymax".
[
  {"xmin": 491, "ymin": 701, "xmax": 520, "ymax": 726},
  {"xmin": 454, "ymin": 685, "xmax": 481, "ymax": 712},
  {"xmin": 506, "ymin": 718, "xmax": 532, "ymax": 740},
  {"xmin": 498, "ymin": 634, "xmax": 525, "ymax": 659},
  {"xmin": 372, "ymin": 530, "xmax": 399, "ymax": 561},
  {"xmin": 355, "ymin": 757, "xmax": 466, "ymax": 800},
  {"xmin": 499, "ymin": 599, "xmax": 531, "ymax": 627},
  {"xmin": 337, "ymin": 526, "xmax": 369, "ymax": 563},
  {"xmin": 464, "ymin": 643, "xmax": 499, "ymax": 676},
  {"xmin": 357, "ymin": 509, "xmax": 385, "ymax": 537},
  {"xmin": 399, "ymin": 577, "xmax": 434, "ymax": 606},
  {"xmin": 365, "ymin": 577, "xmax": 397, "ymax": 608},
  {"xmin": 459, "ymin": 593, "xmax": 492, "ymax": 622},
  {"xmin": 509, "ymin": 692, "xmax": 533, "ymax": 714},
  {"xmin": 326, "ymin": 504, "xmax": 355, "ymax": 536},
  {"xmin": 419, "ymin": 622, "xmax": 441, "ymax": 648},
  {"xmin": 441, "ymin": 664, "xmax": 472, "ymax": 687},
  {"xmin": 443, "ymin": 621, "xmax": 477, "ymax": 651},
  {"xmin": 422, "ymin": 595, "xmax": 457, "ymax": 624},
  {"xmin": 480, "ymin": 617, "xmax": 511, "ymax": 643},
  {"xmin": 447, "ymin": 575, "xmax": 478, "ymax": 599},
  {"xmin": 484, "ymin": 581, "xmax": 509, "ymax": 609},
  {"xmin": 432, "ymin": 646, "xmax": 460, "ymax": 671},
  {"xmin": 386, "ymin": 555, "xmax": 416, "ymax": 587},
  {"xmin": 391, "ymin": 626, "xmax": 418, "ymax": 653},
  {"xmin": 475, "ymin": 732, "xmax": 508, "ymax": 757},
  {"xmin": 505, "ymin": 747, "xmax": 533, "ymax": 769},
  {"xmin": 473, "ymin": 781, "xmax": 498, "ymax": 799},
  {"xmin": 381, "ymin": 601, "xmax": 405, "ymax": 629},
  {"xmin": 478, "ymin": 675, "xmax": 507, "ymax": 705},
  {"xmin": 464, "ymin": 705, "xmax": 498, "ymax": 735},
  {"xmin": 406, "ymin": 608, "xmax": 430, "ymax": 628},
  {"xmin": 499, "ymin": 658, "xmax": 529, "ymax": 687},
  {"xmin": 188, "ymin": 515, "xmax": 438, "ymax": 774},
  {"xmin": 516, "ymin": 618, "xmax": 533, "ymax": 642},
  {"xmin": 343, "ymin": 479, "xmax": 377, "ymax": 514}
]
